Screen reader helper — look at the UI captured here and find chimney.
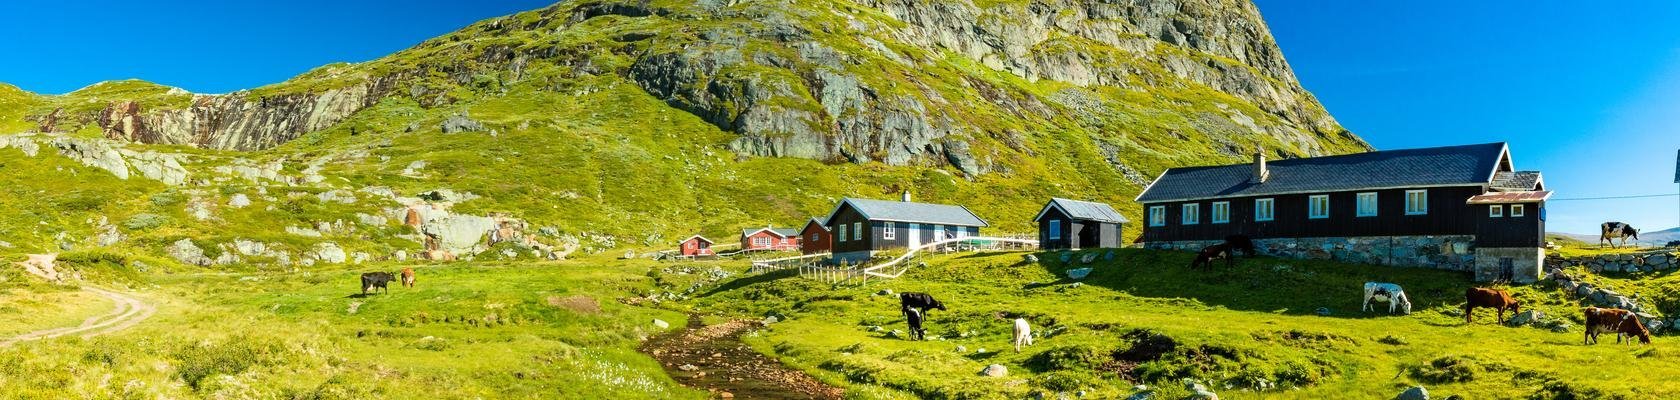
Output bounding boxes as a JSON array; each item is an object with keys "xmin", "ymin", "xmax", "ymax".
[
  {"xmin": 1252, "ymin": 146, "xmax": 1269, "ymax": 184},
  {"xmin": 901, "ymin": 191, "xmax": 912, "ymax": 202}
]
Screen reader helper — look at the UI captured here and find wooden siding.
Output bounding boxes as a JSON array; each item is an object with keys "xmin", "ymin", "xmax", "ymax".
[
  {"xmin": 679, "ymin": 238, "xmax": 712, "ymax": 256},
  {"xmin": 1038, "ymin": 206, "xmax": 1123, "ymax": 249},
  {"xmin": 1140, "ymin": 186, "xmax": 1495, "ymax": 242},
  {"xmin": 801, "ymin": 222, "xmax": 831, "ymax": 254},
  {"xmin": 827, "ymin": 202, "xmax": 982, "ymax": 254},
  {"xmin": 1475, "ymin": 202, "xmax": 1545, "ymax": 247}
]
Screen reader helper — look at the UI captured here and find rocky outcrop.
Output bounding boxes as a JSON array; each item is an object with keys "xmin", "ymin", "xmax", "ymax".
[
  {"xmin": 96, "ymin": 75, "xmax": 403, "ymax": 150},
  {"xmin": 168, "ymin": 239, "xmax": 212, "ymax": 267}
]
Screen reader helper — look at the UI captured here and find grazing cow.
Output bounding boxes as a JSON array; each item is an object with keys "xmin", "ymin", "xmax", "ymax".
[
  {"xmin": 1224, "ymin": 235, "xmax": 1257, "ymax": 258},
  {"xmin": 1464, "ymin": 288, "xmax": 1520, "ymax": 324},
  {"xmin": 899, "ymin": 292, "xmax": 948, "ymax": 314},
  {"xmin": 1362, "ymin": 282, "xmax": 1412, "ymax": 314},
  {"xmin": 1012, "ymin": 318, "xmax": 1033, "ymax": 352},
  {"xmin": 360, "ymin": 272, "xmax": 395, "ymax": 295},
  {"xmin": 1584, "ymin": 307, "xmax": 1651, "ymax": 345},
  {"xmin": 1188, "ymin": 243, "xmax": 1233, "ymax": 270},
  {"xmin": 1600, "ymin": 222, "xmax": 1640, "ymax": 248},
  {"xmin": 400, "ymin": 268, "xmax": 417, "ymax": 288},
  {"xmin": 904, "ymin": 308, "xmax": 926, "ymax": 341}
]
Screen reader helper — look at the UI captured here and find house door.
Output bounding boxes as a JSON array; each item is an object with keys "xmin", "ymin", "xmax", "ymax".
[{"xmin": 907, "ymin": 223, "xmax": 920, "ymax": 249}]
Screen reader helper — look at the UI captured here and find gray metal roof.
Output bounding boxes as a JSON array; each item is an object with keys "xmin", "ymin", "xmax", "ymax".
[
  {"xmin": 741, "ymin": 227, "xmax": 799, "ymax": 237},
  {"xmin": 1490, "ymin": 171, "xmax": 1542, "ymax": 191},
  {"xmin": 825, "ymin": 197, "xmax": 989, "ymax": 227},
  {"xmin": 1036, "ymin": 198, "xmax": 1128, "ymax": 224},
  {"xmin": 1136, "ymin": 143, "xmax": 1511, "ymax": 203}
]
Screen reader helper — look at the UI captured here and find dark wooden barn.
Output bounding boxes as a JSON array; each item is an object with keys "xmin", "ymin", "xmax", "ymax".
[
  {"xmin": 1034, "ymin": 198, "xmax": 1127, "ymax": 250},
  {"xmin": 1134, "ymin": 142, "xmax": 1550, "ymax": 282}
]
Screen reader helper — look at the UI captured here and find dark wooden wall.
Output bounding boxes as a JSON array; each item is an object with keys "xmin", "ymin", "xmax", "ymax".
[
  {"xmin": 1038, "ymin": 206, "xmax": 1123, "ymax": 249},
  {"xmin": 829, "ymin": 203, "xmax": 981, "ymax": 254},
  {"xmin": 1140, "ymin": 186, "xmax": 1488, "ymax": 242},
  {"xmin": 1475, "ymin": 202, "xmax": 1545, "ymax": 247}
]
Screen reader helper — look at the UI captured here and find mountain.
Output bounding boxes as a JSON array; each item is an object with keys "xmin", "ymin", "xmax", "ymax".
[{"xmin": 0, "ymin": 0, "xmax": 1368, "ymax": 265}]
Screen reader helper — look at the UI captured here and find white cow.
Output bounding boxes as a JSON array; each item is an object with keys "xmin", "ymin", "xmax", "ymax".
[
  {"xmin": 1012, "ymin": 318, "xmax": 1033, "ymax": 352},
  {"xmin": 1362, "ymin": 282, "xmax": 1412, "ymax": 314}
]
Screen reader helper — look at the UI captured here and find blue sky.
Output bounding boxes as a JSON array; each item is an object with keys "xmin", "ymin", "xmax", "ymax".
[
  {"xmin": 1, "ymin": 1, "xmax": 1676, "ymax": 233},
  {"xmin": 1256, "ymin": 1, "xmax": 1680, "ymax": 233}
]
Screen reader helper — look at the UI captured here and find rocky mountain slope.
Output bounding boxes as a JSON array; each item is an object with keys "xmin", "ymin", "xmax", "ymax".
[{"xmin": 0, "ymin": 0, "xmax": 1367, "ymax": 267}]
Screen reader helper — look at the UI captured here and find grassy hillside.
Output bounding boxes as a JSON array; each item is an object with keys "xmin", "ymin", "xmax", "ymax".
[{"xmin": 683, "ymin": 250, "xmax": 1668, "ymax": 399}]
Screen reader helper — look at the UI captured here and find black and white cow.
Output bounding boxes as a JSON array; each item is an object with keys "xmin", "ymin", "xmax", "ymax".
[
  {"xmin": 1601, "ymin": 222, "xmax": 1640, "ymax": 248},
  {"xmin": 1362, "ymin": 282, "xmax": 1412, "ymax": 314}
]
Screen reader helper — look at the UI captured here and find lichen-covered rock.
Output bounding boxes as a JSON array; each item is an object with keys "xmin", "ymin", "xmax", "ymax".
[
  {"xmin": 168, "ymin": 239, "xmax": 212, "ymax": 267},
  {"xmin": 313, "ymin": 242, "xmax": 348, "ymax": 264},
  {"xmin": 440, "ymin": 115, "xmax": 486, "ymax": 133}
]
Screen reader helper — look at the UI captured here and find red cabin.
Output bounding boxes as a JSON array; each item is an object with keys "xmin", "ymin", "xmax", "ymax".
[
  {"xmin": 740, "ymin": 226, "xmax": 801, "ymax": 252},
  {"xmin": 678, "ymin": 235, "xmax": 714, "ymax": 257},
  {"xmin": 800, "ymin": 218, "xmax": 831, "ymax": 254}
]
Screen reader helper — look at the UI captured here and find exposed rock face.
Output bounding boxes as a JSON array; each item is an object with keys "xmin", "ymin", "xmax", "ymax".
[
  {"xmin": 96, "ymin": 75, "xmax": 404, "ymax": 150},
  {"xmin": 422, "ymin": 215, "xmax": 497, "ymax": 255}
]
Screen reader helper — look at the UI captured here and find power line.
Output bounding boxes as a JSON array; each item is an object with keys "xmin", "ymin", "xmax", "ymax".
[{"xmin": 1549, "ymin": 193, "xmax": 1680, "ymax": 201}]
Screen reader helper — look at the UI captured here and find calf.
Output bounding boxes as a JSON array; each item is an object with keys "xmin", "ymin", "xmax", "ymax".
[
  {"xmin": 1584, "ymin": 307, "xmax": 1651, "ymax": 345},
  {"xmin": 1464, "ymin": 288, "xmax": 1520, "ymax": 324},
  {"xmin": 899, "ymin": 292, "xmax": 948, "ymax": 314},
  {"xmin": 904, "ymin": 308, "xmax": 926, "ymax": 341},
  {"xmin": 1012, "ymin": 318, "xmax": 1033, "ymax": 352},
  {"xmin": 1188, "ymin": 243, "xmax": 1233, "ymax": 270},
  {"xmin": 401, "ymin": 268, "xmax": 417, "ymax": 288},
  {"xmin": 361, "ymin": 272, "xmax": 395, "ymax": 295},
  {"xmin": 1362, "ymin": 282, "xmax": 1412, "ymax": 314}
]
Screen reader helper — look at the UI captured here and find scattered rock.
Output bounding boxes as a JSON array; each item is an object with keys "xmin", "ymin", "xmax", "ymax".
[
  {"xmin": 979, "ymin": 364, "xmax": 1007, "ymax": 377},
  {"xmin": 1059, "ymin": 252, "xmax": 1072, "ymax": 263},
  {"xmin": 1396, "ymin": 385, "xmax": 1429, "ymax": 400},
  {"xmin": 878, "ymin": 289, "xmax": 894, "ymax": 296},
  {"xmin": 313, "ymin": 242, "xmax": 348, "ymax": 264},
  {"xmin": 168, "ymin": 239, "xmax": 212, "ymax": 267},
  {"xmin": 228, "ymin": 194, "xmax": 252, "ymax": 208},
  {"xmin": 1066, "ymin": 267, "xmax": 1092, "ymax": 280},
  {"xmin": 677, "ymin": 364, "xmax": 699, "ymax": 371},
  {"xmin": 653, "ymin": 319, "xmax": 670, "ymax": 329},
  {"xmin": 1315, "ymin": 307, "xmax": 1332, "ymax": 316},
  {"xmin": 1079, "ymin": 252, "xmax": 1097, "ymax": 264},
  {"xmin": 1023, "ymin": 254, "xmax": 1039, "ymax": 263},
  {"xmin": 441, "ymin": 115, "xmax": 486, "ymax": 133},
  {"xmin": 761, "ymin": 316, "xmax": 779, "ymax": 325},
  {"xmin": 955, "ymin": 345, "xmax": 967, "ymax": 353},
  {"xmin": 1508, "ymin": 310, "xmax": 1544, "ymax": 327}
]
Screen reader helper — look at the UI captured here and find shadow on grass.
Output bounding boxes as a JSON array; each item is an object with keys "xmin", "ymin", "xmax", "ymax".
[
  {"xmin": 1034, "ymin": 248, "xmax": 1480, "ymax": 319},
  {"xmin": 701, "ymin": 269, "xmax": 799, "ymax": 297}
]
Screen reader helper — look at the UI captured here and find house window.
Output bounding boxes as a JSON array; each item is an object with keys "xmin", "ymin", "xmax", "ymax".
[
  {"xmin": 837, "ymin": 225, "xmax": 847, "ymax": 242},
  {"xmin": 1356, "ymin": 192, "xmax": 1378, "ymax": 217},
  {"xmin": 1048, "ymin": 220, "xmax": 1062, "ymax": 240},
  {"xmin": 933, "ymin": 224, "xmax": 944, "ymax": 240},
  {"xmin": 1512, "ymin": 204, "xmax": 1526, "ymax": 217},
  {"xmin": 1405, "ymin": 190, "xmax": 1428, "ymax": 215},
  {"xmin": 1149, "ymin": 206, "xmax": 1166, "ymax": 227},
  {"xmin": 883, "ymin": 221, "xmax": 896, "ymax": 240},
  {"xmin": 1182, "ymin": 203, "xmax": 1200, "ymax": 225},
  {"xmin": 957, "ymin": 227, "xmax": 970, "ymax": 238},
  {"xmin": 853, "ymin": 222, "xmax": 862, "ymax": 241},
  {"xmin": 810, "ymin": 233, "xmax": 818, "ymax": 242},
  {"xmin": 1490, "ymin": 205, "xmax": 1504, "ymax": 217},
  {"xmin": 1255, "ymin": 199, "xmax": 1274, "ymax": 221},
  {"xmin": 1308, "ymin": 195, "xmax": 1330, "ymax": 219},
  {"xmin": 1211, "ymin": 202, "xmax": 1230, "ymax": 224},
  {"xmin": 753, "ymin": 237, "xmax": 771, "ymax": 247}
]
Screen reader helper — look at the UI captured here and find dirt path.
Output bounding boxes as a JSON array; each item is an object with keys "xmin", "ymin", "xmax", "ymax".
[
  {"xmin": 0, "ymin": 287, "xmax": 155, "ymax": 347},
  {"xmin": 642, "ymin": 316, "xmax": 844, "ymax": 399}
]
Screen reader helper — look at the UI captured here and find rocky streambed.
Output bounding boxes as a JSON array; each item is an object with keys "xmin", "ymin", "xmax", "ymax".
[{"xmin": 640, "ymin": 316, "xmax": 843, "ymax": 400}]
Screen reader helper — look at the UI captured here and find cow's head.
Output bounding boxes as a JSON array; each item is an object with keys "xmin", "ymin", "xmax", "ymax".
[
  {"xmin": 1631, "ymin": 229, "xmax": 1641, "ymax": 240},
  {"xmin": 1399, "ymin": 297, "xmax": 1413, "ymax": 315},
  {"xmin": 1509, "ymin": 300, "xmax": 1520, "ymax": 315},
  {"xmin": 931, "ymin": 299, "xmax": 947, "ymax": 311}
]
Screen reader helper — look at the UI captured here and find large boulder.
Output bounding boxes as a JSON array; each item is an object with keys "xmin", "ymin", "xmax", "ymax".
[
  {"xmin": 1396, "ymin": 386, "xmax": 1429, "ymax": 400},
  {"xmin": 313, "ymin": 242, "xmax": 348, "ymax": 264},
  {"xmin": 169, "ymin": 239, "xmax": 212, "ymax": 267},
  {"xmin": 440, "ymin": 115, "xmax": 486, "ymax": 133},
  {"xmin": 1508, "ymin": 310, "xmax": 1544, "ymax": 327},
  {"xmin": 422, "ymin": 214, "xmax": 497, "ymax": 254},
  {"xmin": 979, "ymin": 364, "xmax": 1008, "ymax": 377}
]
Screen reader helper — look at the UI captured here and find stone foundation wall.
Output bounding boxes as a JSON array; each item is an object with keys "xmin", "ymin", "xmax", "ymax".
[
  {"xmin": 1548, "ymin": 251, "xmax": 1678, "ymax": 274},
  {"xmin": 1145, "ymin": 235, "xmax": 1478, "ymax": 271},
  {"xmin": 1473, "ymin": 247, "xmax": 1543, "ymax": 283}
]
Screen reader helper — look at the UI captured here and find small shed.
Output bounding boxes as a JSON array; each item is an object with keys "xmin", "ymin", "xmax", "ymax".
[
  {"xmin": 741, "ymin": 226, "xmax": 801, "ymax": 251},
  {"xmin": 1034, "ymin": 198, "xmax": 1128, "ymax": 250},
  {"xmin": 678, "ymin": 235, "xmax": 714, "ymax": 257},
  {"xmin": 800, "ymin": 217, "xmax": 831, "ymax": 255}
]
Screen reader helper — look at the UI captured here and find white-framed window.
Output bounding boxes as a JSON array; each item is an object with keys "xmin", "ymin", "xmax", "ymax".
[
  {"xmin": 1490, "ymin": 205, "xmax": 1504, "ymax": 217},
  {"xmin": 852, "ymin": 222, "xmax": 862, "ymax": 240},
  {"xmin": 1405, "ymin": 190, "xmax": 1429, "ymax": 215},
  {"xmin": 1182, "ymin": 203, "xmax": 1200, "ymax": 225},
  {"xmin": 957, "ymin": 227, "xmax": 970, "ymax": 238},
  {"xmin": 810, "ymin": 233, "xmax": 819, "ymax": 242},
  {"xmin": 1356, "ymin": 192, "xmax": 1378, "ymax": 217},
  {"xmin": 1211, "ymin": 202, "xmax": 1230, "ymax": 224},
  {"xmin": 1308, "ymin": 195, "xmax": 1330, "ymax": 219},
  {"xmin": 1512, "ymin": 204, "xmax": 1526, "ymax": 217},
  {"xmin": 837, "ymin": 225, "xmax": 847, "ymax": 242},
  {"xmin": 753, "ymin": 237, "xmax": 771, "ymax": 247},
  {"xmin": 932, "ymin": 224, "xmax": 944, "ymax": 239},
  {"xmin": 883, "ymin": 221, "xmax": 896, "ymax": 240},
  {"xmin": 1048, "ymin": 220, "xmax": 1062, "ymax": 240},
  {"xmin": 1149, "ymin": 206, "xmax": 1166, "ymax": 227},
  {"xmin": 1255, "ymin": 198, "xmax": 1274, "ymax": 221}
]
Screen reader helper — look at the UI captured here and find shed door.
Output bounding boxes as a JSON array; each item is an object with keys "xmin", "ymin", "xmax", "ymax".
[{"xmin": 907, "ymin": 223, "xmax": 920, "ymax": 249}]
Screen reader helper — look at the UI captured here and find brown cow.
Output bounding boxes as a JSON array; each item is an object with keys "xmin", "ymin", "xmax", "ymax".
[
  {"xmin": 1584, "ymin": 307, "xmax": 1651, "ymax": 345},
  {"xmin": 1188, "ymin": 243, "xmax": 1233, "ymax": 270},
  {"xmin": 1464, "ymin": 288, "xmax": 1520, "ymax": 324},
  {"xmin": 401, "ymin": 268, "xmax": 416, "ymax": 288}
]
